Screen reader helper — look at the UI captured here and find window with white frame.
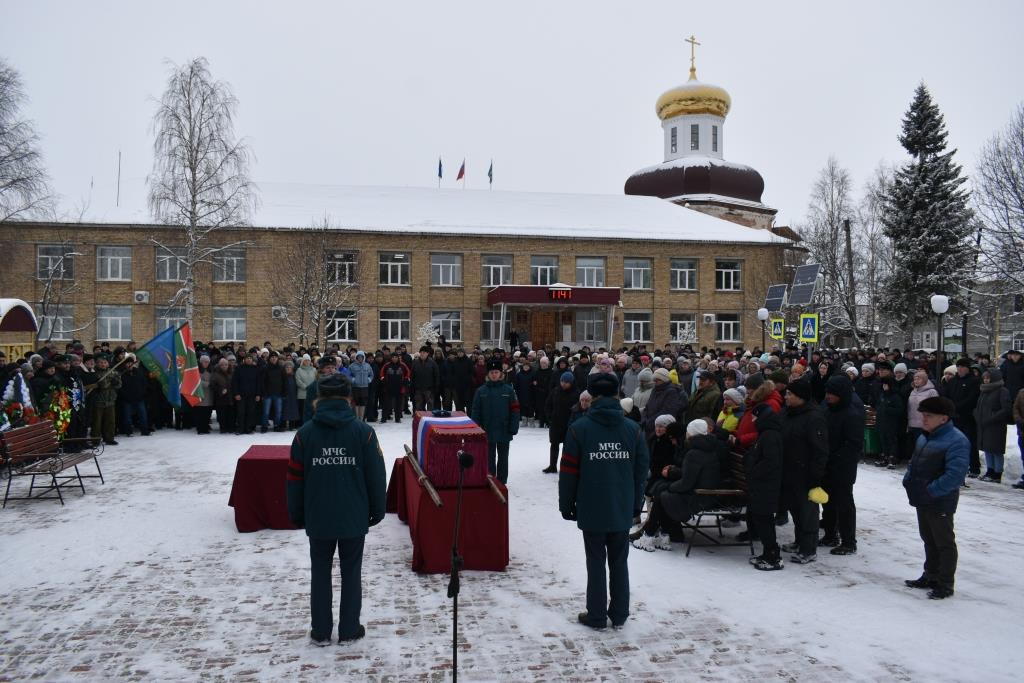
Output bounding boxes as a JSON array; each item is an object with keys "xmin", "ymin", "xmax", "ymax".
[
  {"xmin": 326, "ymin": 310, "xmax": 358, "ymax": 342},
  {"xmin": 1013, "ymin": 332, "xmax": 1024, "ymax": 352},
  {"xmin": 213, "ymin": 248, "xmax": 246, "ymax": 283},
  {"xmin": 690, "ymin": 124, "xmax": 699, "ymax": 151},
  {"xmin": 430, "ymin": 254, "xmax": 463, "ymax": 287},
  {"xmin": 481, "ymin": 309, "xmax": 511, "ymax": 342},
  {"xmin": 669, "ymin": 313, "xmax": 697, "ymax": 343},
  {"xmin": 575, "ymin": 309, "xmax": 606, "ymax": 344},
  {"xmin": 96, "ymin": 246, "xmax": 132, "ymax": 281},
  {"xmin": 379, "ymin": 252, "xmax": 410, "ymax": 286},
  {"xmin": 431, "ymin": 311, "xmax": 462, "ymax": 341},
  {"xmin": 530, "ymin": 255, "xmax": 558, "ymax": 286},
  {"xmin": 213, "ymin": 307, "xmax": 246, "ymax": 341},
  {"xmin": 156, "ymin": 306, "xmax": 187, "ymax": 331},
  {"xmin": 37, "ymin": 305, "xmax": 74, "ymax": 341},
  {"xmin": 715, "ymin": 313, "xmax": 741, "ymax": 342},
  {"xmin": 156, "ymin": 246, "xmax": 188, "ymax": 282},
  {"xmin": 623, "ymin": 312, "xmax": 651, "ymax": 343},
  {"xmin": 712, "ymin": 125, "xmax": 719, "ymax": 152},
  {"xmin": 670, "ymin": 127, "xmax": 677, "ymax": 153},
  {"xmin": 96, "ymin": 305, "xmax": 132, "ymax": 341},
  {"xmin": 36, "ymin": 244, "xmax": 75, "ymax": 280},
  {"xmin": 482, "ymin": 254, "xmax": 513, "ymax": 287},
  {"xmin": 327, "ymin": 252, "xmax": 357, "ymax": 285},
  {"xmin": 670, "ymin": 258, "xmax": 697, "ymax": 290},
  {"xmin": 623, "ymin": 258, "xmax": 652, "ymax": 290},
  {"xmin": 575, "ymin": 257, "xmax": 606, "ymax": 287},
  {"xmin": 379, "ymin": 310, "xmax": 410, "ymax": 342},
  {"xmin": 715, "ymin": 259, "xmax": 741, "ymax": 291}
]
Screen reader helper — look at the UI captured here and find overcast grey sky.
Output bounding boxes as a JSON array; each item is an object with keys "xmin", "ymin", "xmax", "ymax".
[{"xmin": 3, "ymin": 0, "xmax": 1022, "ymax": 226}]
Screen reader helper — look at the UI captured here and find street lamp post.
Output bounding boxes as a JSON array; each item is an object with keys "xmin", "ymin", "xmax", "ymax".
[
  {"xmin": 931, "ymin": 295, "xmax": 949, "ymax": 380},
  {"xmin": 757, "ymin": 308, "xmax": 770, "ymax": 354}
]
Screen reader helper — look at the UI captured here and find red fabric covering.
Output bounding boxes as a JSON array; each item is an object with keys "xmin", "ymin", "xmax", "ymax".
[
  {"xmin": 385, "ymin": 458, "xmax": 509, "ymax": 574},
  {"xmin": 412, "ymin": 411, "xmax": 490, "ymax": 488},
  {"xmin": 228, "ymin": 445, "xmax": 298, "ymax": 533}
]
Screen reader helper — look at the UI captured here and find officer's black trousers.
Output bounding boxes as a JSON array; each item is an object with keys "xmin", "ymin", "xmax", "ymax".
[
  {"xmin": 309, "ymin": 536, "xmax": 365, "ymax": 640},
  {"xmin": 582, "ymin": 530, "xmax": 630, "ymax": 627}
]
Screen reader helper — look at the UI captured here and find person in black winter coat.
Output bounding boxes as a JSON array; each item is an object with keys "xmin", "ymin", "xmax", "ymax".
[
  {"xmin": 779, "ymin": 381, "xmax": 829, "ymax": 562},
  {"xmin": 513, "ymin": 362, "xmax": 537, "ymax": 425},
  {"xmin": 745, "ymin": 404, "xmax": 785, "ymax": 570},
  {"xmin": 975, "ymin": 368, "xmax": 1012, "ymax": 482},
  {"xmin": 811, "ymin": 361, "xmax": 833, "ymax": 404},
  {"xmin": 544, "ymin": 372, "xmax": 580, "ymax": 473},
  {"xmin": 572, "ymin": 354, "xmax": 593, "ymax": 393},
  {"xmin": 644, "ymin": 415, "xmax": 678, "ymax": 497},
  {"xmin": 946, "ymin": 359, "xmax": 982, "ymax": 476},
  {"xmin": 854, "ymin": 363, "xmax": 880, "ymax": 408},
  {"xmin": 820, "ymin": 375, "xmax": 865, "ymax": 554},
  {"xmin": 641, "ymin": 370, "xmax": 682, "ymax": 440},
  {"xmin": 118, "ymin": 358, "xmax": 152, "ymax": 436},
  {"xmin": 1000, "ymin": 349, "xmax": 1024, "ymax": 408},
  {"xmin": 533, "ymin": 359, "xmax": 553, "ymax": 428},
  {"xmin": 874, "ymin": 376, "xmax": 905, "ymax": 468},
  {"xmin": 232, "ymin": 355, "xmax": 261, "ymax": 434},
  {"xmin": 449, "ymin": 349, "xmax": 474, "ymax": 412}
]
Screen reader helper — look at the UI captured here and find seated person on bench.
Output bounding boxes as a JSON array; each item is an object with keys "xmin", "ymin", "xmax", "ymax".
[{"xmin": 630, "ymin": 419, "xmax": 721, "ymax": 552}]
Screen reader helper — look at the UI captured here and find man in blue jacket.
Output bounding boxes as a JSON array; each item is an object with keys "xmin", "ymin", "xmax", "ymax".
[
  {"xmin": 286, "ymin": 375, "xmax": 388, "ymax": 645},
  {"xmin": 471, "ymin": 358, "xmax": 520, "ymax": 484},
  {"xmin": 559, "ymin": 372, "xmax": 649, "ymax": 630},
  {"xmin": 902, "ymin": 396, "xmax": 969, "ymax": 600}
]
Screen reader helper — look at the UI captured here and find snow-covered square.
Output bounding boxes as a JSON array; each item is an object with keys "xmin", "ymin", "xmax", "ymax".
[{"xmin": 2, "ymin": 423, "xmax": 1021, "ymax": 682}]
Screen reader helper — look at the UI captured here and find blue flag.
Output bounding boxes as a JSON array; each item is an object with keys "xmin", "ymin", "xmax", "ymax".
[
  {"xmin": 136, "ymin": 326, "xmax": 181, "ymax": 408},
  {"xmin": 438, "ymin": 157, "xmax": 443, "ymax": 179}
]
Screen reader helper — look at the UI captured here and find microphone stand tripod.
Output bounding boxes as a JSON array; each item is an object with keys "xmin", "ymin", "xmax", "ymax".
[{"xmin": 448, "ymin": 442, "xmax": 472, "ymax": 682}]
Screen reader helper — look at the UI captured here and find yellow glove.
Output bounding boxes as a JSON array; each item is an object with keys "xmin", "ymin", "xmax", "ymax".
[{"xmin": 808, "ymin": 487, "xmax": 829, "ymax": 505}]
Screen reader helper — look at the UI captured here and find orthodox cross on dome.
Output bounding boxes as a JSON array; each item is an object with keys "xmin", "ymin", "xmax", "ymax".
[{"xmin": 685, "ymin": 34, "xmax": 701, "ymax": 80}]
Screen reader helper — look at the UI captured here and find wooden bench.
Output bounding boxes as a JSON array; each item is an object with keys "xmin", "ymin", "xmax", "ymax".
[
  {"xmin": 687, "ymin": 450, "xmax": 754, "ymax": 557},
  {"xmin": 1, "ymin": 420, "xmax": 105, "ymax": 507}
]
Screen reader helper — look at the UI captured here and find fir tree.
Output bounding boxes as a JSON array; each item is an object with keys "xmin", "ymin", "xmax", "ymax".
[{"xmin": 880, "ymin": 83, "xmax": 974, "ymax": 336}]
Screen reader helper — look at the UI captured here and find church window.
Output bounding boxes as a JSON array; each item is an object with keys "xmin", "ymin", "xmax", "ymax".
[
  {"xmin": 712, "ymin": 125, "xmax": 719, "ymax": 152},
  {"xmin": 690, "ymin": 124, "xmax": 699, "ymax": 151},
  {"xmin": 670, "ymin": 127, "xmax": 677, "ymax": 153}
]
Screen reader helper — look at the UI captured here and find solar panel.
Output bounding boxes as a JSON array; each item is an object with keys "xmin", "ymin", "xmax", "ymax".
[
  {"xmin": 764, "ymin": 284, "xmax": 787, "ymax": 312},
  {"xmin": 788, "ymin": 264, "xmax": 821, "ymax": 306}
]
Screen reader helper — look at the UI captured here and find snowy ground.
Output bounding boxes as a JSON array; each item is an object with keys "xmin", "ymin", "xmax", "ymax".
[{"xmin": 1, "ymin": 420, "xmax": 1022, "ymax": 682}]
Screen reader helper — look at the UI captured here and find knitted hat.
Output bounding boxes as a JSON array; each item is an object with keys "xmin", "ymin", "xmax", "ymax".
[
  {"xmin": 653, "ymin": 368, "xmax": 671, "ymax": 383},
  {"xmin": 620, "ymin": 397, "xmax": 634, "ymax": 413},
  {"xmin": 637, "ymin": 368, "xmax": 654, "ymax": 386},
  {"xmin": 944, "ymin": 365, "xmax": 956, "ymax": 375},
  {"xmin": 655, "ymin": 414, "xmax": 676, "ymax": 428},
  {"xmin": 686, "ymin": 419, "xmax": 709, "ymax": 437},
  {"xmin": 786, "ymin": 380, "xmax": 812, "ymax": 401},
  {"xmin": 861, "ymin": 362, "xmax": 875, "ymax": 373},
  {"xmin": 918, "ymin": 396, "xmax": 956, "ymax": 417},
  {"xmin": 845, "ymin": 366, "xmax": 858, "ymax": 377},
  {"xmin": 893, "ymin": 362, "xmax": 908, "ymax": 374},
  {"xmin": 955, "ymin": 357, "xmax": 972, "ymax": 368},
  {"xmin": 560, "ymin": 371, "xmax": 575, "ymax": 384},
  {"xmin": 587, "ymin": 371, "xmax": 619, "ymax": 397},
  {"xmin": 723, "ymin": 388, "xmax": 744, "ymax": 405}
]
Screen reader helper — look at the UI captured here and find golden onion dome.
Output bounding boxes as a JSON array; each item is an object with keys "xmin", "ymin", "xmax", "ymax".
[{"xmin": 655, "ymin": 71, "xmax": 731, "ymax": 120}]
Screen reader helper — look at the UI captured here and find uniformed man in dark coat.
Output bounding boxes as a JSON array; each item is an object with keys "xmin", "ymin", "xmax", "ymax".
[
  {"xmin": 559, "ymin": 372, "xmax": 649, "ymax": 630},
  {"xmin": 286, "ymin": 375, "xmax": 387, "ymax": 645}
]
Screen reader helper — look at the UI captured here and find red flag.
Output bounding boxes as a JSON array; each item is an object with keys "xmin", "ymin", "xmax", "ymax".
[
  {"xmin": 174, "ymin": 323, "xmax": 203, "ymax": 407},
  {"xmin": 456, "ymin": 159, "xmax": 465, "ymax": 181}
]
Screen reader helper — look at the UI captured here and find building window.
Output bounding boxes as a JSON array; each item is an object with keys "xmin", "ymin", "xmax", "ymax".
[
  {"xmin": 96, "ymin": 305, "xmax": 132, "ymax": 341},
  {"xmin": 670, "ymin": 126, "xmax": 677, "ymax": 153},
  {"xmin": 431, "ymin": 310, "xmax": 462, "ymax": 341},
  {"xmin": 690, "ymin": 124, "xmax": 699, "ymax": 151},
  {"xmin": 715, "ymin": 259, "xmax": 742, "ymax": 291},
  {"xmin": 715, "ymin": 314, "xmax": 741, "ymax": 342},
  {"xmin": 213, "ymin": 248, "xmax": 246, "ymax": 283},
  {"xmin": 213, "ymin": 307, "xmax": 246, "ymax": 341},
  {"xmin": 96, "ymin": 246, "xmax": 132, "ymax": 281},
  {"xmin": 156, "ymin": 306, "xmax": 186, "ymax": 331},
  {"xmin": 156, "ymin": 246, "xmax": 188, "ymax": 282},
  {"xmin": 481, "ymin": 309, "xmax": 511, "ymax": 343},
  {"xmin": 575, "ymin": 257, "xmax": 606, "ymax": 287},
  {"xmin": 379, "ymin": 252, "xmax": 410, "ymax": 286},
  {"xmin": 430, "ymin": 253, "xmax": 463, "ymax": 287},
  {"xmin": 326, "ymin": 310, "xmax": 358, "ymax": 342},
  {"xmin": 379, "ymin": 310, "xmax": 410, "ymax": 342},
  {"xmin": 36, "ymin": 245, "xmax": 74, "ymax": 280},
  {"xmin": 623, "ymin": 312, "xmax": 651, "ymax": 343},
  {"xmin": 576, "ymin": 309, "xmax": 606, "ymax": 344},
  {"xmin": 327, "ymin": 252, "xmax": 357, "ymax": 285},
  {"xmin": 670, "ymin": 313, "xmax": 697, "ymax": 343},
  {"xmin": 37, "ymin": 305, "xmax": 74, "ymax": 341},
  {"xmin": 623, "ymin": 258, "xmax": 652, "ymax": 290},
  {"xmin": 482, "ymin": 254, "xmax": 513, "ymax": 287},
  {"xmin": 712, "ymin": 125, "xmax": 719, "ymax": 152},
  {"xmin": 670, "ymin": 258, "xmax": 698, "ymax": 290},
  {"xmin": 1013, "ymin": 332, "xmax": 1024, "ymax": 352},
  {"xmin": 530, "ymin": 255, "xmax": 558, "ymax": 286}
]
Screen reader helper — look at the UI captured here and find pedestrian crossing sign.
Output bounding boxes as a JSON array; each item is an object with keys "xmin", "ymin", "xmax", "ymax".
[
  {"xmin": 799, "ymin": 313, "xmax": 819, "ymax": 343},
  {"xmin": 769, "ymin": 318, "xmax": 785, "ymax": 340}
]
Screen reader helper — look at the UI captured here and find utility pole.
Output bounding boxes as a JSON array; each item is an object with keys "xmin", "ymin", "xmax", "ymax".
[{"xmin": 962, "ymin": 223, "xmax": 984, "ymax": 354}]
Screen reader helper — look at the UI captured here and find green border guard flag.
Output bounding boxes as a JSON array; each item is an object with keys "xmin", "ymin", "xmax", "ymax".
[
  {"xmin": 799, "ymin": 313, "xmax": 819, "ymax": 343},
  {"xmin": 175, "ymin": 323, "xmax": 204, "ymax": 407},
  {"xmin": 769, "ymin": 318, "xmax": 785, "ymax": 340}
]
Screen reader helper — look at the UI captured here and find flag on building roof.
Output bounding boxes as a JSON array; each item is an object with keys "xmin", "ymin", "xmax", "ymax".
[
  {"xmin": 175, "ymin": 323, "xmax": 203, "ymax": 407},
  {"xmin": 456, "ymin": 159, "xmax": 465, "ymax": 181},
  {"xmin": 488, "ymin": 159, "xmax": 493, "ymax": 186},
  {"xmin": 438, "ymin": 156, "xmax": 443, "ymax": 179},
  {"xmin": 136, "ymin": 327, "xmax": 180, "ymax": 408}
]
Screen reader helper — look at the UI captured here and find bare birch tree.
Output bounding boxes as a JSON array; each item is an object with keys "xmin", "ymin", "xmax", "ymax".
[
  {"xmin": 269, "ymin": 216, "xmax": 359, "ymax": 348},
  {"xmin": 0, "ymin": 58, "xmax": 52, "ymax": 222},
  {"xmin": 34, "ymin": 227, "xmax": 95, "ymax": 343},
  {"xmin": 974, "ymin": 103, "xmax": 1024, "ymax": 295},
  {"xmin": 147, "ymin": 57, "xmax": 257, "ymax": 324},
  {"xmin": 856, "ymin": 163, "xmax": 897, "ymax": 345}
]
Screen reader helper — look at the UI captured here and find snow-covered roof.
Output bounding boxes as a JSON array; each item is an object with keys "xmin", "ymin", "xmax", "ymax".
[
  {"xmin": 68, "ymin": 181, "xmax": 789, "ymax": 245},
  {"xmin": 0, "ymin": 298, "xmax": 38, "ymax": 332},
  {"xmin": 629, "ymin": 155, "xmax": 760, "ymax": 177}
]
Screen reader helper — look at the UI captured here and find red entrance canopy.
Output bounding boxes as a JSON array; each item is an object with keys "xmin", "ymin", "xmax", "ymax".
[
  {"xmin": 486, "ymin": 285, "xmax": 620, "ymax": 307},
  {"xmin": 0, "ymin": 299, "xmax": 38, "ymax": 333}
]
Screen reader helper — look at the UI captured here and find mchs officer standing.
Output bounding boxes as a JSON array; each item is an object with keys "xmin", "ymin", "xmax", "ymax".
[{"xmin": 287, "ymin": 374, "xmax": 387, "ymax": 646}]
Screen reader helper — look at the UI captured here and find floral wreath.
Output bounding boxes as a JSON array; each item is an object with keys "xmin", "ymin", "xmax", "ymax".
[{"xmin": 0, "ymin": 374, "xmax": 38, "ymax": 433}]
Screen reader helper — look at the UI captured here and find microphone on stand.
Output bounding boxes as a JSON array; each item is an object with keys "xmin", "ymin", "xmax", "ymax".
[{"xmin": 457, "ymin": 448, "xmax": 474, "ymax": 470}]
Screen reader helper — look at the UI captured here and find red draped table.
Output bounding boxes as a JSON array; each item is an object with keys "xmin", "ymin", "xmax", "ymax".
[
  {"xmin": 386, "ymin": 457, "xmax": 509, "ymax": 574},
  {"xmin": 228, "ymin": 445, "xmax": 298, "ymax": 532}
]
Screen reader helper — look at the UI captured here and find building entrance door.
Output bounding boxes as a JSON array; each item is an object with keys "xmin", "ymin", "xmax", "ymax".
[{"xmin": 530, "ymin": 311, "xmax": 557, "ymax": 350}]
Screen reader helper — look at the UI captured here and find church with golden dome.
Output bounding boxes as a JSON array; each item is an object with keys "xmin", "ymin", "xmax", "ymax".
[{"xmin": 625, "ymin": 36, "xmax": 776, "ymax": 230}]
